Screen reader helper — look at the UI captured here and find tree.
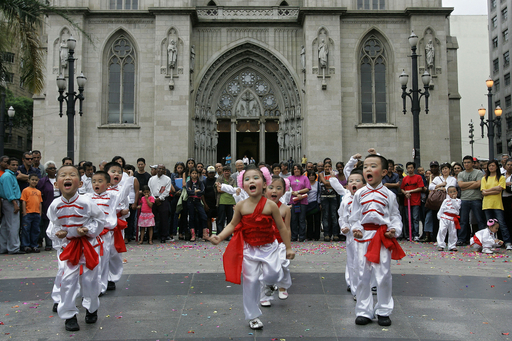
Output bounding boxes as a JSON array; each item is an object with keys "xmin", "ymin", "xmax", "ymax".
[
  {"xmin": 0, "ymin": 0, "xmax": 88, "ymax": 93},
  {"xmin": 6, "ymin": 88, "xmax": 33, "ymax": 130}
]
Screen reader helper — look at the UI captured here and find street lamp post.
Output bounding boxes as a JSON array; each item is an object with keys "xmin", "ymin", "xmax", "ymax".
[
  {"xmin": 478, "ymin": 77, "xmax": 502, "ymax": 160},
  {"xmin": 57, "ymin": 35, "xmax": 86, "ymax": 164},
  {"xmin": 0, "ymin": 82, "xmax": 15, "ymax": 156},
  {"xmin": 469, "ymin": 119, "xmax": 475, "ymax": 157},
  {"xmin": 400, "ymin": 31, "xmax": 431, "ymax": 168}
]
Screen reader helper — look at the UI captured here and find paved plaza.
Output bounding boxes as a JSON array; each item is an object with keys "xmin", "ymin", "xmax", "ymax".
[{"xmin": 1, "ymin": 240, "xmax": 511, "ymax": 341}]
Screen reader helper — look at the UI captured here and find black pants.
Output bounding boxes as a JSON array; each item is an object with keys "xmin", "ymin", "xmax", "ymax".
[
  {"xmin": 126, "ymin": 205, "xmax": 137, "ymax": 240},
  {"xmin": 306, "ymin": 209, "xmax": 321, "ymax": 240},
  {"xmin": 217, "ymin": 204, "xmax": 233, "ymax": 235},
  {"xmin": 153, "ymin": 200, "xmax": 170, "ymax": 240}
]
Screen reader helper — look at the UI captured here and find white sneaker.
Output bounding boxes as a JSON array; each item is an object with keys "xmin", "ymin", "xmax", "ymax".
[
  {"xmin": 249, "ymin": 317, "xmax": 264, "ymax": 329},
  {"xmin": 264, "ymin": 284, "xmax": 277, "ymax": 296},
  {"xmin": 413, "ymin": 236, "xmax": 420, "ymax": 242},
  {"xmin": 260, "ymin": 300, "xmax": 271, "ymax": 307},
  {"xmin": 482, "ymin": 248, "xmax": 493, "ymax": 254},
  {"xmin": 278, "ymin": 289, "xmax": 288, "ymax": 300},
  {"xmin": 506, "ymin": 243, "xmax": 512, "ymax": 250}
]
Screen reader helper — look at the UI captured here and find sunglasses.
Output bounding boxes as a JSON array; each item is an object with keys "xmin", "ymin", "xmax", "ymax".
[{"xmin": 25, "ymin": 158, "xmax": 33, "ymax": 160}]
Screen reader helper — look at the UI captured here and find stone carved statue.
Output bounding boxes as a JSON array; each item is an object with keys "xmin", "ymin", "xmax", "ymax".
[
  {"xmin": 60, "ymin": 42, "xmax": 68, "ymax": 70},
  {"xmin": 194, "ymin": 124, "xmax": 200, "ymax": 147},
  {"xmin": 250, "ymin": 103, "xmax": 260, "ymax": 117},
  {"xmin": 167, "ymin": 39, "xmax": 177, "ymax": 69},
  {"xmin": 318, "ymin": 39, "xmax": 328, "ymax": 68},
  {"xmin": 278, "ymin": 130, "xmax": 284, "ymax": 149},
  {"xmin": 200, "ymin": 127, "xmax": 206, "ymax": 147},
  {"xmin": 300, "ymin": 45, "xmax": 305, "ymax": 71},
  {"xmin": 212, "ymin": 131, "xmax": 218, "ymax": 149},
  {"xmin": 296, "ymin": 126, "xmax": 301, "ymax": 147},
  {"xmin": 425, "ymin": 39, "xmax": 434, "ymax": 69},
  {"xmin": 190, "ymin": 45, "xmax": 196, "ymax": 72}
]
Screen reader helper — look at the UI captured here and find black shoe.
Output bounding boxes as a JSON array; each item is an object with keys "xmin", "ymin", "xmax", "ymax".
[
  {"xmin": 346, "ymin": 285, "xmax": 351, "ymax": 292},
  {"xmin": 99, "ymin": 292, "xmax": 104, "ymax": 297},
  {"xmin": 85, "ymin": 309, "xmax": 98, "ymax": 324},
  {"xmin": 32, "ymin": 247, "xmax": 40, "ymax": 253},
  {"xmin": 160, "ymin": 239, "xmax": 166, "ymax": 243},
  {"xmin": 456, "ymin": 241, "xmax": 463, "ymax": 246},
  {"xmin": 107, "ymin": 281, "xmax": 116, "ymax": 291},
  {"xmin": 332, "ymin": 236, "xmax": 339, "ymax": 241},
  {"xmin": 52, "ymin": 303, "xmax": 58, "ymax": 312},
  {"xmin": 371, "ymin": 286, "xmax": 377, "ymax": 295},
  {"xmin": 355, "ymin": 316, "xmax": 372, "ymax": 325},
  {"xmin": 65, "ymin": 315, "xmax": 80, "ymax": 331},
  {"xmin": 24, "ymin": 247, "xmax": 32, "ymax": 253},
  {"xmin": 324, "ymin": 236, "xmax": 331, "ymax": 242},
  {"xmin": 377, "ymin": 315, "xmax": 392, "ymax": 326}
]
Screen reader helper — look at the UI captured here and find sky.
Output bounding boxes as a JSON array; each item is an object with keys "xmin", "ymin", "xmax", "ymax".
[{"xmin": 442, "ymin": 0, "xmax": 487, "ymax": 15}]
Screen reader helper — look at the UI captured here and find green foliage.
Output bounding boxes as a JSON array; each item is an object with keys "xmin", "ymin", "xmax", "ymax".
[{"xmin": 5, "ymin": 88, "xmax": 33, "ymax": 130}]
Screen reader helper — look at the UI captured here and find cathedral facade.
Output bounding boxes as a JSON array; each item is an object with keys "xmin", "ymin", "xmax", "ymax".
[{"xmin": 34, "ymin": 0, "xmax": 461, "ymax": 166}]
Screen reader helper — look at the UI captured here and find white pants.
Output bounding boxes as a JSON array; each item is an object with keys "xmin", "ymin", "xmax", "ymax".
[
  {"xmin": 52, "ymin": 249, "xmax": 65, "ymax": 304},
  {"xmin": 345, "ymin": 238, "xmax": 357, "ymax": 296},
  {"xmin": 242, "ymin": 241, "xmax": 284, "ymax": 320},
  {"xmin": 354, "ymin": 241, "xmax": 393, "ymax": 319},
  {"xmin": 259, "ymin": 243, "xmax": 292, "ymax": 302},
  {"xmin": 100, "ymin": 231, "xmax": 113, "ymax": 293},
  {"xmin": 437, "ymin": 218, "xmax": 457, "ymax": 250},
  {"xmin": 108, "ymin": 235, "xmax": 124, "ymax": 283},
  {"xmin": 57, "ymin": 261, "xmax": 101, "ymax": 320}
]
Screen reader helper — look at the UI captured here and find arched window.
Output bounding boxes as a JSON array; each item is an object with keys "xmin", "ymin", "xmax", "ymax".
[
  {"xmin": 107, "ymin": 35, "xmax": 135, "ymax": 124},
  {"xmin": 280, "ymin": 1, "xmax": 289, "ymax": 6},
  {"xmin": 207, "ymin": 0, "xmax": 217, "ymax": 6},
  {"xmin": 360, "ymin": 35, "xmax": 387, "ymax": 123}
]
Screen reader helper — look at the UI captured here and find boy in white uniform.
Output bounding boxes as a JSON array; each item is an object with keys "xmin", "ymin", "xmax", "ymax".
[
  {"xmin": 349, "ymin": 155, "xmax": 405, "ymax": 326},
  {"xmin": 47, "ymin": 165, "xmax": 105, "ymax": 331},
  {"xmin": 436, "ymin": 186, "xmax": 461, "ymax": 251}
]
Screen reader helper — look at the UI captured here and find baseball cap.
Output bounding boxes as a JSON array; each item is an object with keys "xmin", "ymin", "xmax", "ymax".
[
  {"xmin": 473, "ymin": 157, "xmax": 478, "ymax": 162},
  {"xmin": 150, "ymin": 165, "xmax": 158, "ymax": 169},
  {"xmin": 207, "ymin": 166, "xmax": 215, "ymax": 173},
  {"xmin": 429, "ymin": 161, "xmax": 439, "ymax": 167}
]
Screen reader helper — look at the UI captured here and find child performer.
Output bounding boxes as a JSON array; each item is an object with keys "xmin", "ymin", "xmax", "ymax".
[
  {"xmin": 209, "ymin": 165, "xmax": 295, "ymax": 329},
  {"xmin": 260, "ymin": 176, "xmax": 292, "ymax": 307},
  {"xmin": 46, "ymin": 165, "xmax": 105, "ymax": 331},
  {"xmin": 137, "ymin": 185, "xmax": 155, "ymax": 244},
  {"xmin": 186, "ymin": 167, "xmax": 208, "ymax": 242},
  {"xmin": 330, "ymin": 167, "xmax": 366, "ymax": 300},
  {"xmin": 470, "ymin": 218, "xmax": 504, "ymax": 254},
  {"xmin": 436, "ymin": 186, "xmax": 461, "ymax": 252},
  {"xmin": 349, "ymin": 154, "xmax": 405, "ymax": 327}
]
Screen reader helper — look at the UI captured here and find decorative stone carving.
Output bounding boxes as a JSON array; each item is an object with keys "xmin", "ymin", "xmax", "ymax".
[
  {"xmin": 300, "ymin": 45, "xmax": 305, "ymax": 71},
  {"xmin": 425, "ymin": 39, "xmax": 434, "ymax": 70},
  {"xmin": 60, "ymin": 42, "xmax": 68, "ymax": 70},
  {"xmin": 196, "ymin": 7, "xmax": 299, "ymax": 21},
  {"xmin": 190, "ymin": 45, "xmax": 195, "ymax": 73},
  {"xmin": 318, "ymin": 39, "xmax": 328, "ymax": 69},
  {"xmin": 167, "ymin": 39, "xmax": 177, "ymax": 69}
]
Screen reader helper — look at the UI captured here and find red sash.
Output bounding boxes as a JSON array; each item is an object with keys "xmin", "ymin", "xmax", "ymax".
[
  {"xmin": 363, "ymin": 224, "xmax": 406, "ymax": 264},
  {"xmin": 443, "ymin": 212, "xmax": 461, "ymax": 230},
  {"xmin": 472, "ymin": 235, "xmax": 482, "ymax": 247},
  {"xmin": 59, "ymin": 236, "xmax": 99, "ymax": 270},
  {"xmin": 113, "ymin": 213, "xmax": 127, "ymax": 253},
  {"xmin": 223, "ymin": 197, "xmax": 275, "ymax": 284}
]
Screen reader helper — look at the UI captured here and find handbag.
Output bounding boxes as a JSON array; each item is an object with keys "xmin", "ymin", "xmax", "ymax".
[
  {"xmin": 306, "ymin": 201, "xmax": 319, "ymax": 216},
  {"xmin": 425, "ymin": 177, "xmax": 445, "ymax": 210}
]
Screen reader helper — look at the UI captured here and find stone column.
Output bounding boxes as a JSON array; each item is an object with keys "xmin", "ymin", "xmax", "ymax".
[
  {"xmin": 231, "ymin": 118, "xmax": 237, "ymax": 171},
  {"xmin": 259, "ymin": 119, "xmax": 265, "ymax": 163}
]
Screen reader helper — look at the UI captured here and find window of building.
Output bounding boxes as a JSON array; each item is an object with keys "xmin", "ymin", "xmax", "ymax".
[
  {"xmin": 107, "ymin": 35, "xmax": 136, "ymax": 124},
  {"xmin": 493, "ymin": 36, "xmax": 499, "ymax": 48},
  {"xmin": 360, "ymin": 35, "xmax": 387, "ymax": 123},
  {"xmin": 504, "ymin": 29, "xmax": 509, "ymax": 41},
  {"xmin": 1, "ymin": 52, "xmax": 14, "ymax": 63},
  {"xmin": 109, "ymin": 0, "xmax": 138, "ymax": 9},
  {"xmin": 497, "ymin": 142, "xmax": 503, "ymax": 154},
  {"xmin": 506, "ymin": 95, "xmax": 511, "ymax": 108},
  {"xmin": 4, "ymin": 72, "xmax": 14, "ymax": 83},
  {"xmin": 503, "ymin": 7, "xmax": 509, "ymax": 20},
  {"xmin": 495, "ymin": 79, "xmax": 500, "ymax": 92},
  {"xmin": 17, "ymin": 136, "xmax": 22, "ymax": 149},
  {"xmin": 357, "ymin": 0, "xmax": 385, "ymax": 10},
  {"xmin": 504, "ymin": 51, "xmax": 510, "ymax": 67},
  {"xmin": 506, "ymin": 73, "xmax": 511, "ymax": 85},
  {"xmin": 493, "ymin": 16, "xmax": 498, "ymax": 28},
  {"xmin": 507, "ymin": 116, "xmax": 512, "ymax": 130},
  {"xmin": 494, "ymin": 58, "xmax": 500, "ymax": 73}
]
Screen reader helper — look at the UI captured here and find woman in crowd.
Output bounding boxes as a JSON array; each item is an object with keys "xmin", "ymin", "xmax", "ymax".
[
  {"xmin": 37, "ymin": 161, "xmax": 60, "ymax": 251},
  {"xmin": 481, "ymin": 159, "xmax": 512, "ymax": 249},
  {"xmin": 503, "ymin": 158, "xmax": 512, "ymax": 238},
  {"xmin": 319, "ymin": 162, "xmax": 339, "ymax": 241},
  {"xmin": 305, "ymin": 170, "xmax": 321, "ymax": 241},
  {"xmin": 172, "ymin": 162, "xmax": 187, "ymax": 239},
  {"xmin": 124, "ymin": 164, "xmax": 139, "ymax": 243},
  {"xmin": 288, "ymin": 164, "xmax": 310, "ymax": 242}
]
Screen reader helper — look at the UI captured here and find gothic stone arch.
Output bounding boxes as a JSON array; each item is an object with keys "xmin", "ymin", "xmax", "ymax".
[{"xmin": 193, "ymin": 42, "xmax": 302, "ymax": 165}]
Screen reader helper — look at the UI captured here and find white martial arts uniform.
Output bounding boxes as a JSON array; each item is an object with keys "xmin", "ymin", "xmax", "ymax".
[
  {"xmin": 46, "ymin": 193, "xmax": 105, "ymax": 319},
  {"xmin": 88, "ymin": 183, "xmax": 130, "ymax": 294},
  {"xmin": 109, "ymin": 183, "xmax": 130, "ymax": 284},
  {"xmin": 470, "ymin": 228, "xmax": 501, "ymax": 251},
  {"xmin": 48, "ymin": 222, "xmax": 65, "ymax": 306},
  {"xmin": 349, "ymin": 183, "xmax": 403, "ymax": 319},
  {"xmin": 79, "ymin": 175, "xmax": 94, "ymax": 195},
  {"xmin": 436, "ymin": 197, "xmax": 461, "ymax": 250}
]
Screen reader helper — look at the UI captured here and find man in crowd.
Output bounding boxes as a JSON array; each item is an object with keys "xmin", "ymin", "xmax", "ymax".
[
  {"xmin": 500, "ymin": 154, "xmax": 509, "ymax": 174},
  {"xmin": 382, "ymin": 159, "xmax": 400, "ymax": 198},
  {"xmin": 148, "ymin": 164, "xmax": 172, "ymax": 243},
  {"xmin": 0, "ymin": 158, "xmax": 23, "ymax": 254},
  {"xmin": 17, "ymin": 152, "xmax": 41, "ymax": 192},
  {"xmin": 457, "ymin": 155, "xmax": 486, "ymax": 246},
  {"xmin": 61, "ymin": 157, "xmax": 73, "ymax": 166},
  {"xmin": 216, "ymin": 166, "xmax": 236, "ymax": 237},
  {"xmin": 316, "ymin": 161, "xmax": 324, "ymax": 174},
  {"xmin": 32, "ymin": 150, "xmax": 44, "ymax": 176},
  {"xmin": 203, "ymin": 166, "xmax": 218, "ymax": 238},
  {"xmin": 279, "ymin": 161, "xmax": 291, "ymax": 179},
  {"xmin": 231, "ymin": 160, "xmax": 245, "ymax": 181},
  {"xmin": 215, "ymin": 163, "xmax": 223, "ymax": 178},
  {"xmin": 135, "ymin": 158, "xmax": 152, "ymax": 189}
]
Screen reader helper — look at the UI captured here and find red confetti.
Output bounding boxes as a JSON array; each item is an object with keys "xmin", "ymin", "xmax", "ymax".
[
  {"xmin": 491, "ymin": 285, "xmax": 495, "ymax": 288},
  {"xmin": 503, "ymin": 333, "xmax": 510, "ymax": 335}
]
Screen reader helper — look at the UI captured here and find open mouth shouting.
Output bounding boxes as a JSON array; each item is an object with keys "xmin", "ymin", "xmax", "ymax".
[
  {"xmin": 270, "ymin": 194, "xmax": 278, "ymax": 201},
  {"xmin": 63, "ymin": 180, "xmax": 73, "ymax": 190},
  {"xmin": 352, "ymin": 185, "xmax": 358, "ymax": 193},
  {"xmin": 113, "ymin": 176, "xmax": 120, "ymax": 182},
  {"xmin": 365, "ymin": 174, "xmax": 373, "ymax": 182},
  {"xmin": 249, "ymin": 185, "xmax": 257, "ymax": 192}
]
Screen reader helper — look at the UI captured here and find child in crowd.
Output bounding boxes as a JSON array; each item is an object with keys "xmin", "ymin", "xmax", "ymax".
[
  {"xmin": 260, "ymin": 176, "xmax": 292, "ymax": 307},
  {"xmin": 137, "ymin": 185, "xmax": 155, "ymax": 244},
  {"xmin": 209, "ymin": 165, "xmax": 295, "ymax": 329},
  {"xmin": 47, "ymin": 165, "xmax": 105, "ymax": 331},
  {"xmin": 331, "ymin": 167, "xmax": 366, "ymax": 300},
  {"xmin": 20, "ymin": 174, "xmax": 43, "ymax": 253},
  {"xmin": 79, "ymin": 162, "xmax": 94, "ymax": 195},
  {"xmin": 470, "ymin": 218, "xmax": 503, "ymax": 254},
  {"xmin": 186, "ymin": 167, "xmax": 208, "ymax": 242},
  {"xmin": 349, "ymin": 154, "xmax": 405, "ymax": 327},
  {"xmin": 436, "ymin": 186, "xmax": 461, "ymax": 252}
]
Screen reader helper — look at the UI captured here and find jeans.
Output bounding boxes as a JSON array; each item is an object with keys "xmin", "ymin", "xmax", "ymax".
[
  {"xmin": 321, "ymin": 196, "xmax": 339, "ymax": 237},
  {"xmin": 40, "ymin": 219, "xmax": 52, "ymax": 248},
  {"xmin": 459, "ymin": 199, "xmax": 486, "ymax": 243},
  {"xmin": 291, "ymin": 203, "xmax": 307, "ymax": 241},
  {"xmin": 217, "ymin": 204, "xmax": 234, "ymax": 235},
  {"xmin": 187, "ymin": 199, "xmax": 207, "ymax": 234},
  {"xmin": 404, "ymin": 205, "xmax": 421, "ymax": 238},
  {"xmin": 21, "ymin": 213, "xmax": 41, "ymax": 249},
  {"xmin": 484, "ymin": 209, "xmax": 511, "ymax": 244},
  {"xmin": 424, "ymin": 208, "xmax": 439, "ymax": 235}
]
